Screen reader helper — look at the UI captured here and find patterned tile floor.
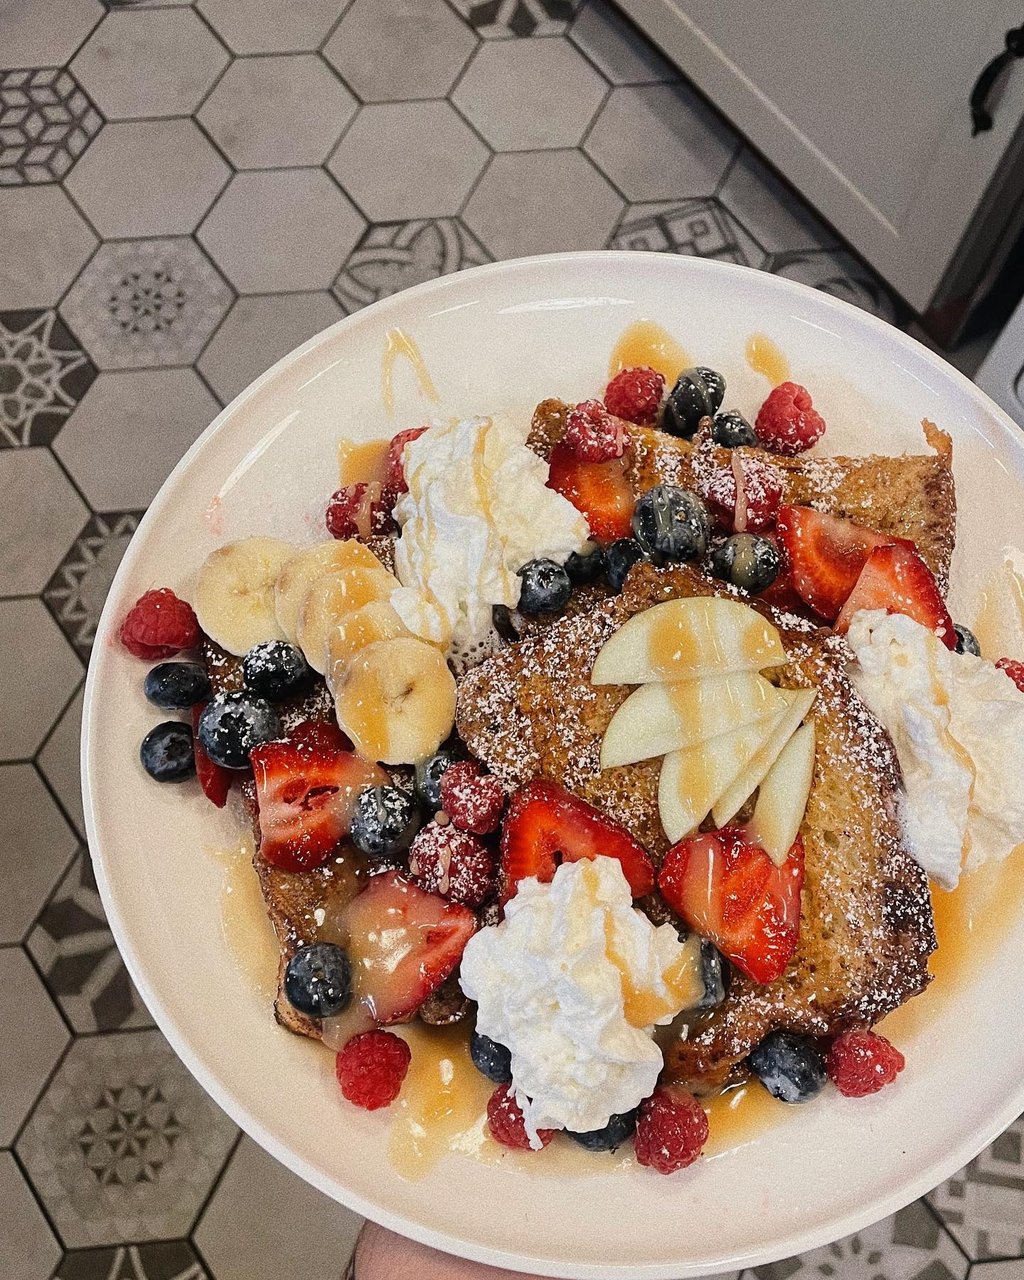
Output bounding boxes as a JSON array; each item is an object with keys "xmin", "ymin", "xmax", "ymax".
[{"xmin": 0, "ymin": 1, "xmax": 1019, "ymax": 1277}]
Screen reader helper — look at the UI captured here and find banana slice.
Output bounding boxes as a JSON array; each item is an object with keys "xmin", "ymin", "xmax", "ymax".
[
  {"xmin": 274, "ymin": 539, "xmax": 384, "ymax": 646},
  {"xmin": 194, "ymin": 536, "xmax": 296, "ymax": 656},
  {"xmin": 295, "ymin": 563, "xmax": 398, "ymax": 674},
  {"xmin": 333, "ymin": 636, "xmax": 456, "ymax": 765},
  {"xmin": 325, "ymin": 600, "xmax": 411, "ymax": 695}
]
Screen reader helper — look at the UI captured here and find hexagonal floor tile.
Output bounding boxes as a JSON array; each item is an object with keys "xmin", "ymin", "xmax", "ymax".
[
  {"xmin": 0, "ymin": 67, "xmax": 103, "ymax": 185},
  {"xmin": 0, "ymin": 0, "xmax": 103, "ymax": 71},
  {"xmin": 72, "ymin": 8, "xmax": 229, "ymax": 120},
  {"xmin": 450, "ymin": 0, "xmax": 582, "ymax": 39},
  {"xmin": 0, "ymin": 447, "xmax": 88, "ymax": 594},
  {"xmin": 328, "ymin": 101, "xmax": 489, "ymax": 222},
  {"xmin": 569, "ymin": 0, "xmax": 675, "ymax": 86},
  {"xmin": 719, "ymin": 147, "xmax": 838, "ymax": 257},
  {"xmin": 463, "ymin": 149, "xmax": 622, "ymax": 259},
  {"xmin": 0, "ymin": 602, "xmax": 82, "ymax": 763},
  {"xmin": 66, "ymin": 120, "xmax": 229, "ymax": 239},
  {"xmin": 198, "ymin": 169, "xmax": 365, "ymax": 293},
  {"xmin": 16, "ymin": 1029, "xmax": 238, "ymax": 1248},
  {"xmin": 198, "ymin": 292, "xmax": 342, "ymax": 404},
  {"xmin": 0, "ymin": 186, "xmax": 97, "ymax": 311},
  {"xmin": 59, "ymin": 238, "xmax": 233, "ymax": 372},
  {"xmin": 0, "ymin": 309, "xmax": 98, "ymax": 448},
  {"xmin": 197, "ymin": 0, "xmax": 344, "ymax": 54},
  {"xmin": 333, "ymin": 218, "xmax": 491, "ymax": 315},
  {"xmin": 0, "ymin": 1150, "xmax": 62, "ymax": 1280},
  {"xmin": 0, "ymin": 765, "xmax": 79, "ymax": 941},
  {"xmin": 28, "ymin": 849, "xmax": 152, "ymax": 1033},
  {"xmin": 43, "ymin": 511, "xmax": 144, "ymax": 660},
  {"xmin": 971, "ymin": 1263, "xmax": 1024, "ymax": 1280},
  {"xmin": 584, "ymin": 83, "xmax": 738, "ymax": 201},
  {"xmin": 54, "ymin": 369, "xmax": 219, "ymax": 511},
  {"xmin": 453, "ymin": 36, "xmax": 607, "ymax": 151},
  {"xmin": 198, "ymin": 54, "xmax": 356, "ymax": 169},
  {"xmin": 37, "ymin": 685, "xmax": 86, "ymax": 835},
  {"xmin": 927, "ymin": 1115, "xmax": 1024, "ymax": 1259},
  {"xmin": 608, "ymin": 197, "xmax": 765, "ymax": 266},
  {"xmin": 56, "ymin": 1241, "xmax": 212, "ymax": 1280},
  {"xmin": 769, "ymin": 247, "xmax": 899, "ymax": 324},
  {"xmin": 323, "ymin": 0, "xmax": 476, "ymax": 103},
  {"xmin": 0, "ymin": 945, "xmax": 69, "ymax": 1145}
]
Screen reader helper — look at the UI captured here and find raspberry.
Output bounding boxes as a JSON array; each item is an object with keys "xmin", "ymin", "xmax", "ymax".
[
  {"xmin": 996, "ymin": 658, "xmax": 1024, "ymax": 693},
  {"xmin": 755, "ymin": 382, "xmax": 826, "ymax": 456},
  {"xmin": 826, "ymin": 1030, "xmax": 905, "ymax": 1097},
  {"xmin": 407, "ymin": 821, "xmax": 496, "ymax": 908},
  {"xmin": 119, "ymin": 588, "xmax": 200, "ymax": 660},
  {"xmin": 699, "ymin": 453, "xmax": 784, "ymax": 533},
  {"xmin": 335, "ymin": 1029, "xmax": 411, "ymax": 1111},
  {"xmin": 386, "ymin": 425, "xmax": 428, "ymax": 493},
  {"xmin": 604, "ymin": 366, "xmax": 665, "ymax": 425},
  {"xmin": 563, "ymin": 399, "xmax": 627, "ymax": 462},
  {"xmin": 439, "ymin": 761, "xmax": 505, "ymax": 835},
  {"xmin": 486, "ymin": 1083, "xmax": 555, "ymax": 1151},
  {"xmin": 325, "ymin": 482, "xmax": 396, "ymax": 539},
  {"xmin": 633, "ymin": 1087, "xmax": 708, "ymax": 1174}
]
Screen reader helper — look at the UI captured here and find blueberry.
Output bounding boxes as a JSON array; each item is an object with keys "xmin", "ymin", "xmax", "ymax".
[
  {"xmin": 140, "ymin": 721, "xmax": 196, "ymax": 782},
  {"xmin": 712, "ymin": 410, "xmax": 756, "ymax": 448},
  {"xmin": 196, "ymin": 691, "xmax": 282, "ymax": 770},
  {"xmin": 566, "ymin": 1109, "xmax": 638, "ymax": 1152},
  {"xmin": 143, "ymin": 662, "xmax": 210, "ymax": 710},
  {"xmin": 241, "ymin": 640, "xmax": 312, "ymax": 702},
  {"xmin": 631, "ymin": 485, "xmax": 709, "ymax": 564},
  {"xmin": 663, "ymin": 367, "xmax": 726, "ymax": 439},
  {"xmin": 415, "ymin": 747, "xmax": 460, "ymax": 810},
  {"xmin": 516, "ymin": 558, "xmax": 572, "ymax": 615},
  {"xmin": 470, "ymin": 1030, "xmax": 513, "ymax": 1083},
  {"xmin": 351, "ymin": 784, "xmax": 419, "ymax": 860},
  {"xmin": 711, "ymin": 533, "xmax": 781, "ymax": 594},
  {"xmin": 747, "ymin": 1030, "xmax": 826, "ymax": 1103},
  {"xmin": 284, "ymin": 943, "xmax": 351, "ymax": 1018},
  {"xmin": 564, "ymin": 545, "xmax": 607, "ymax": 586},
  {"xmin": 953, "ymin": 624, "xmax": 981, "ymax": 656},
  {"xmin": 605, "ymin": 538, "xmax": 649, "ymax": 592},
  {"xmin": 697, "ymin": 942, "xmax": 729, "ymax": 1010}
]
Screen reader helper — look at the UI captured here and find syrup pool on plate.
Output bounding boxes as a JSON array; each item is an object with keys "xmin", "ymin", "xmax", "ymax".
[
  {"xmin": 745, "ymin": 333, "xmax": 790, "ymax": 386},
  {"xmin": 381, "ymin": 327, "xmax": 440, "ymax": 416},
  {"xmin": 210, "ymin": 836, "xmax": 279, "ymax": 1001},
  {"xmin": 608, "ymin": 321, "xmax": 692, "ymax": 383}
]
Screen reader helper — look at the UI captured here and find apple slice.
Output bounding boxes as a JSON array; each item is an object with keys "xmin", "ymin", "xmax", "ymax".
[
  {"xmin": 745, "ymin": 721, "xmax": 816, "ymax": 866},
  {"xmin": 711, "ymin": 687, "xmax": 816, "ymax": 827},
  {"xmin": 591, "ymin": 598, "xmax": 786, "ymax": 686},
  {"xmin": 599, "ymin": 671, "xmax": 787, "ymax": 769}
]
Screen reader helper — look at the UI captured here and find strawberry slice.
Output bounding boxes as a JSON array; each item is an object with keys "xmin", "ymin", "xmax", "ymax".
[
  {"xmin": 339, "ymin": 870, "xmax": 477, "ymax": 1024},
  {"xmin": 547, "ymin": 441, "xmax": 635, "ymax": 542},
  {"xmin": 192, "ymin": 703, "xmax": 231, "ymax": 809},
  {"xmin": 835, "ymin": 542, "xmax": 956, "ymax": 647},
  {"xmin": 658, "ymin": 829, "xmax": 804, "ymax": 984},
  {"xmin": 499, "ymin": 780, "xmax": 654, "ymax": 904},
  {"xmin": 775, "ymin": 505, "xmax": 896, "ymax": 621},
  {"xmin": 251, "ymin": 722, "xmax": 386, "ymax": 872},
  {"xmin": 386, "ymin": 425, "xmax": 428, "ymax": 494}
]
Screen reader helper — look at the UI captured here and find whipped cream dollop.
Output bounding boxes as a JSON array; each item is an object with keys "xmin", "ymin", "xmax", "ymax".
[
  {"xmin": 391, "ymin": 416, "xmax": 589, "ymax": 657},
  {"xmin": 848, "ymin": 610, "xmax": 1024, "ymax": 889},
  {"xmin": 458, "ymin": 857, "xmax": 701, "ymax": 1147}
]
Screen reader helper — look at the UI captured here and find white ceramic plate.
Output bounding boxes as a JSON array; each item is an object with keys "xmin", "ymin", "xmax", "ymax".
[{"xmin": 83, "ymin": 253, "xmax": 1024, "ymax": 1280}]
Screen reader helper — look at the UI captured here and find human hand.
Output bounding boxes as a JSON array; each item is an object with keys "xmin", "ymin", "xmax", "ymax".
[{"xmin": 352, "ymin": 1219, "xmax": 543, "ymax": 1279}]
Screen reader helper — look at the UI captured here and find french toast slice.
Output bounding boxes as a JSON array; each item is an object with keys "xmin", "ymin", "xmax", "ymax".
[{"xmin": 455, "ymin": 561, "xmax": 936, "ymax": 1085}]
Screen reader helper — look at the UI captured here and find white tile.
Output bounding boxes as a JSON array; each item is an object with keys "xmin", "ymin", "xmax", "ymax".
[
  {"xmin": 37, "ymin": 687, "xmax": 86, "ymax": 839},
  {"xmin": 453, "ymin": 36, "xmax": 607, "ymax": 151},
  {"xmin": 0, "ymin": 764, "xmax": 79, "ymax": 942},
  {"xmin": 0, "ymin": 186, "xmax": 97, "ymax": 311},
  {"xmin": 197, "ymin": 0, "xmax": 345, "ymax": 54},
  {"xmin": 0, "ymin": 604, "xmax": 82, "ymax": 764},
  {"xmin": 0, "ymin": 0, "xmax": 103, "ymax": 70},
  {"xmin": 570, "ymin": 0, "xmax": 675, "ymax": 84},
  {"xmin": 0, "ymin": 1151, "xmax": 62, "ymax": 1280},
  {"xmin": 972, "ymin": 1263, "xmax": 1024, "ymax": 1280},
  {"xmin": 0, "ymin": 449, "xmax": 88, "ymax": 595},
  {"xmin": 327, "ymin": 101, "xmax": 489, "ymax": 221},
  {"xmin": 66, "ymin": 120, "xmax": 230, "ymax": 239},
  {"xmin": 719, "ymin": 147, "xmax": 838, "ymax": 254},
  {"xmin": 0, "ymin": 947, "xmax": 69, "ymax": 1146},
  {"xmin": 54, "ymin": 368, "xmax": 220, "ymax": 511},
  {"xmin": 72, "ymin": 8, "xmax": 229, "ymax": 120},
  {"xmin": 463, "ymin": 149, "xmax": 623, "ymax": 259},
  {"xmin": 199, "ymin": 54, "xmax": 357, "ymax": 169},
  {"xmin": 195, "ymin": 1135, "xmax": 362, "ymax": 1280}
]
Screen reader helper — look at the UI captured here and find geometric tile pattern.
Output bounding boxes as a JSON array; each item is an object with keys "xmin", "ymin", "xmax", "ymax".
[
  {"xmin": 928, "ymin": 1115, "xmax": 1024, "ymax": 1259},
  {"xmin": 0, "ymin": 66, "xmax": 103, "ymax": 185},
  {"xmin": 450, "ymin": 0, "xmax": 583, "ymax": 39},
  {"xmin": 0, "ymin": 309, "xmax": 97, "ymax": 447},
  {"xmin": 56, "ymin": 1241, "xmax": 210, "ymax": 1280},
  {"xmin": 43, "ymin": 510, "xmax": 144, "ymax": 657}
]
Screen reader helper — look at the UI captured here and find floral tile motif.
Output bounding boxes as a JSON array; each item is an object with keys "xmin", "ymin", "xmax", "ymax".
[
  {"xmin": 767, "ymin": 247, "xmax": 899, "ymax": 324},
  {"xmin": 928, "ymin": 1114, "xmax": 1024, "ymax": 1259},
  {"xmin": 56, "ymin": 1241, "xmax": 210, "ymax": 1280},
  {"xmin": 28, "ymin": 849, "xmax": 152, "ymax": 1034},
  {"xmin": 60, "ymin": 239, "xmax": 233, "ymax": 371},
  {"xmin": 0, "ymin": 66, "xmax": 103, "ymax": 185},
  {"xmin": 450, "ymin": 0, "xmax": 581, "ymax": 39},
  {"xmin": 16, "ymin": 1029, "xmax": 238, "ymax": 1248},
  {"xmin": 332, "ymin": 218, "xmax": 491, "ymax": 315},
  {"xmin": 0, "ymin": 309, "xmax": 97, "ymax": 448},
  {"xmin": 43, "ymin": 510, "xmax": 143, "ymax": 658},
  {"xmin": 608, "ymin": 197, "xmax": 764, "ymax": 266}
]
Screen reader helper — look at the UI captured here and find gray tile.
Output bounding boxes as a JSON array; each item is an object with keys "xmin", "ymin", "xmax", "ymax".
[
  {"xmin": 66, "ymin": 120, "xmax": 230, "ymax": 239},
  {"xmin": 0, "ymin": 0, "xmax": 103, "ymax": 70},
  {"xmin": 719, "ymin": 147, "xmax": 838, "ymax": 254},
  {"xmin": 0, "ymin": 602, "xmax": 82, "ymax": 763},
  {"xmin": 451, "ymin": 0, "xmax": 582, "ymax": 39},
  {"xmin": 72, "ymin": 8, "xmax": 229, "ymax": 120},
  {"xmin": 197, "ymin": 0, "xmax": 346, "ymax": 54},
  {"xmin": 327, "ymin": 101, "xmax": 489, "ymax": 221},
  {"xmin": 0, "ymin": 448, "xmax": 89, "ymax": 594},
  {"xmin": 194, "ymin": 1136, "xmax": 362, "ymax": 1280},
  {"xmin": 0, "ymin": 1150, "xmax": 62, "ymax": 1280},
  {"xmin": 463, "ymin": 149, "xmax": 622, "ymax": 258},
  {"xmin": 198, "ymin": 168, "xmax": 365, "ymax": 293},
  {"xmin": 323, "ymin": 0, "xmax": 476, "ymax": 102},
  {"xmin": 0, "ymin": 67, "xmax": 103, "ymax": 186},
  {"xmin": 452, "ymin": 35, "xmax": 607, "ymax": 151},
  {"xmin": 768, "ymin": 247, "xmax": 899, "ymax": 324},
  {"xmin": 16, "ymin": 1029, "xmax": 238, "ymax": 1248},
  {"xmin": 54, "ymin": 369, "xmax": 219, "ymax": 510},
  {"xmin": 43, "ymin": 512, "xmax": 143, "ymax": 660},
  {"xmin": 584, "ymin": 82, "xmax": 737, "ymax": 200},
  {"xmin": 0, "ymin": 946, "xmax": 70, "ymax": 1145},
  {"xmin": 0, "ymin": 309, "xmax": 98, "ymax": 449},
  {"xmin": 37, "ymin": 686, "xmax": 86, "ymax": 835},
  {"xmin": 57, "ymin": 1242, "xmax": 212, "ymax": 1280},
  {"xmin": 971, "ymin": 1264, "xmax": 1024, "ymax": 1280},
  {"xmin": 928, "ymin": 1114, "xmax": 1024, "ymax": 1259},
  {"xmin": 198, "ymin": 291, "xmax": 343, "ymax": 403},
  {"xmin": 609, "ymin": 197, "xmax": 765, "ymax": 266},
  {"xmin": 0, "ymin": 765, "xmax": 79, "ymax": 942},
  {"xmin": 569, "ymin": 0, "xmax": 675, "ymax": 85},
  {"xmin": 198, "ymin": 54, "xmax": 357, "ymax": 169},
  {"xmin": 0, "ymin": 187, "xmax": 98, "ymax": 311}
]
